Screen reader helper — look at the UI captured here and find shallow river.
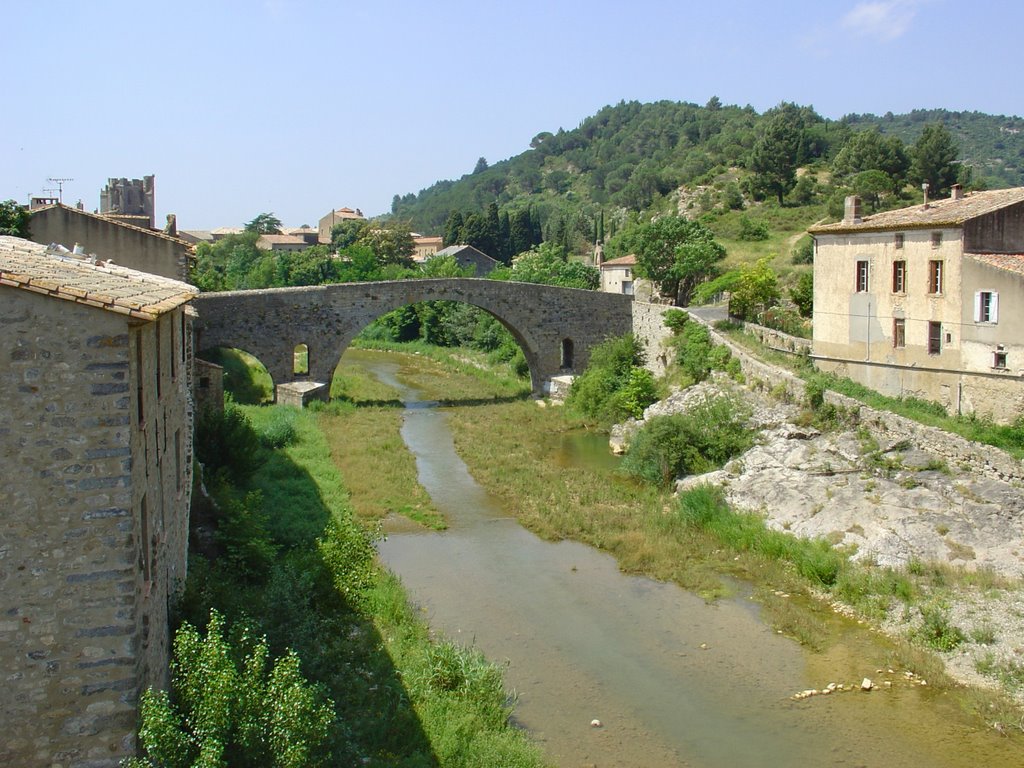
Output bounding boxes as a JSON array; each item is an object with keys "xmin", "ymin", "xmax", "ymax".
[{"xmin": 349, "ymin": 351, "xmax": 1023, "ymax": 767}]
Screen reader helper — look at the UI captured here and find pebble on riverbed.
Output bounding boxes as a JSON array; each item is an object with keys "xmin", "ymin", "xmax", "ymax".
[{"xmin": 590, "ymin": 719, "xmax": 603, "ymax": 728}]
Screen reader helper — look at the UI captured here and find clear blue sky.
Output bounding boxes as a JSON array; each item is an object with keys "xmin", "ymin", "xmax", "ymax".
[{"xmin": 3, "ymin": 0, "xmax": 1018, "ymax": 230}]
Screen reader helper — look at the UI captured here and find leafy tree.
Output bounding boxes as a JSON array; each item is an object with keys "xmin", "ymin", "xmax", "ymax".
[
  {"xmin": 245, "ymin": 212, "xmax": 283, "ymax": 235},
  {"xmin": 910, "ymin": 123, "xmax": 960, "ymax": 198},
  {"xmin": 473, "ymin": 156, "xmax": 489, "ymax": 174},
  {"xmin": 442, "ymin": 210, "xmax": 464, "ymax": 246},
  {"xmin": 748, "ymin": 104, "xmax": 803, "ymax": 204},
  {"xmin": 791, "ymin": 271, "xmax": 813, "ymax": 318},
  {"xmin": 618, "ymin": 215, "xmax": 726, "ymax": 305},
  {"xmin": 356, "ymin": 220, "xmax": 415, "ymax": 266},
  {"xmin": 831, "ymin": 128, "xmax": 909, "ymax": 194},
  {"xmin": 125, "ymin": 611, "xmax": 334, "ymax": 768},
  {"xmin": 330, "ymin": 219, "xmax": 367, "ymax": 252},
  {"xmin": 727, "ymin": 257, "xmax": 780, "ymax": 321},
  {"xmin": 851, "ymin": 169, "xmax": 892, "ymax": 212},
  {"xmin": 459, "ymin": 212, "xmax": 496, "ymax": 257},
  {"xmin": 491, "ymin": 242, "xmax": 599, "ymax": 289},
  {"xmin": 0, "ymin": 199, "xmax": 30, "ymax": 237}
]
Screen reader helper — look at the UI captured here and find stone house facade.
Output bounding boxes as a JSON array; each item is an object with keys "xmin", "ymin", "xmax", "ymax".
[
  {"xmin": 0, "ymin": 236, "xmax": 197, "ymax": 767},
  {"xmin": 317, "ymin": 206, "xmax": 365, "ymax": 244},
  {"xmin": 29, "ymin": 204, "xmax": 195, "ymax": 283},
  {"xmin": 809, "ymin": 187, "xmax": 1024, "ymax": 422},
  {"xmin": 600, "ymin": 254, "xmax": 636, "ymax": 295}
]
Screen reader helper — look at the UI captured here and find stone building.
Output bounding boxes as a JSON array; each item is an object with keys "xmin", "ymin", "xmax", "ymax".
[
  {"xmin": 99, "ymin": 176, "xmax": 156, "ymax": 229},
  {"xmin": 317, "ymin": 206, "xmax": 364, "ymax": 244},
  {"xmin": 432, "ymin": 244, "xmax": 500, "ymax": 275},
  {"xmin": 809, "ymin": 187, "xmax": 1024, "ymax": 422},
  {"xmin": 0, "ymin": 236, "xmax": 197, "ymax": 767},
  {"xmin": 411, "ymin": 234, "xmax": 444, "ymax": 262},
  {"xmin": 28, "ymin": 204, "xmax": 195, "ymax": 283},
  {"xmin": 600, "ymin": 254, "xmax": 637, "ymax": 295}
]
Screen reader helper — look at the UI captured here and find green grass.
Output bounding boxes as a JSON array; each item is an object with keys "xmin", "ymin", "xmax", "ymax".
[
  {"xmin": 182, "ymin": 403, "xmax": 547, "ymax": 767},
  {"xmin": 201, "ymin": 346, "xmax": 275, "ymax": 404}
]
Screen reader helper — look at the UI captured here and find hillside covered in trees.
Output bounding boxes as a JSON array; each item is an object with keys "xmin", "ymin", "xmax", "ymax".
[{"xmin": 388, "ymin": 100, "xmax": 1024, "ymax": 253}]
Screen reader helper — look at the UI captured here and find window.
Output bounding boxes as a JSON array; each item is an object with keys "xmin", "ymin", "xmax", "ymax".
[
  {"xmin": 293, "ymin": 343, "xmax": 309, "ymax": 376},
  {"xmin": 892, "ymin": 260, "xmax": 906, "ymax": 293},
  {"xmin": 974, "ymin": 291, "xmax": 999, "ymax": 323},
  {"xmin": 993, "ymin": 351, "xmax": 1008, "ymax": 369},
  {"xmin": 893, "ymin": 318, "xmax": 906, "ymax": 348},
  {"xmin": 928, "ymin": 322, "xmax": 942, "ymax": 354},
  {"xmin": 928, "ymin": 260, "xmax": 943, "ymax": 294},
  {"xmin": 135, "ymin": 330, "xmax": 145, "ymax": 424},
  {"xmin": 855, "ymin": 260, "xmax": 869, "ymax": 292},
  {"xmin": 560, "ymin": 338, "xmax": 574, "ymax": 369},
  {"xmin": 931, "ymin": 231, "xmax": 942, "ymax": 248},
  {"xmin": 894, "ymin": 233, "xmax": 904, "ymax": 249}
]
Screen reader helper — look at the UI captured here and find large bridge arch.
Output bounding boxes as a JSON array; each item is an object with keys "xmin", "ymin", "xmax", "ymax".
[{"xmin": 192, "ymin": 278, "xmax": 635, "ymax": 397}]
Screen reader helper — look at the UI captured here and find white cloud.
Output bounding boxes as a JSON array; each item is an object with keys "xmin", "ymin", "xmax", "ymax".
[{"xmin": 841, "ymin": 1, "xmax": 921, "ymax": 41}]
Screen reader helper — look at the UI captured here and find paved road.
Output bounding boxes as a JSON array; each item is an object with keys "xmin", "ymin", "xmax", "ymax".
[{"xmin": 682, "ymin": 303, "xmax": 728, "ymax": 324}]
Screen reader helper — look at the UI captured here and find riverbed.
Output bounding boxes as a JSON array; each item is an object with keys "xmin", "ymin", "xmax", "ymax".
[{"xmin": 346, "ymin": 349, "xmax": 1024, "ymax": 767}]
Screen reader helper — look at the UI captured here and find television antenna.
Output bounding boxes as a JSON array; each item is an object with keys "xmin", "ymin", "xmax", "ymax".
[{"xmin": 48, "ymin": 177, "xmax": 74, "ymax": 203}]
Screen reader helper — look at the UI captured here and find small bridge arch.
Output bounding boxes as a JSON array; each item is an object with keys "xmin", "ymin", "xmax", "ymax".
[{"xmin": 192, "ymin": 278, "xmax": 635, "ymax": 397}]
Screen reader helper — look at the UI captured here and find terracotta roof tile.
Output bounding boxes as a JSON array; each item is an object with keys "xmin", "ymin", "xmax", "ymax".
[
  {"xmin": 966, "ymin": 252, "xmax": 1024, "ymax": 276},
  {"xmin": 600, "ymin": 254, "xmax": 637, "ymax": 267},
  {"xmin": 809, "ymin": 188, "xmax": 1024, "ymax": 234},
  {"xmin": 0, "ymin": 236, "xmax": 196, "ymax": 320}
]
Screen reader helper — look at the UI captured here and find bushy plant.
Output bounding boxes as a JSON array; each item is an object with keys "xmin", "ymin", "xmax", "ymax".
[
  {"xmin": 915, "ymin": 606, "xmax": 967, "ymax": 652},
  {"xmin": 195, "ymin": 403, "xmax": 265, "ymax": 483},
  {"xmin": 258, "ymin": 407, "xmax": 299, "ymax": 449},
  {"xmin": 125, "ymin": 611, "xmax": 334, "ymax": 768},
  {"xmin": 791, "ymin": 235, "xmax": 814, "ymax": 265},
  {"xmin": 615, "ymin": 367, "xmax": 659, "ymax": 419},
  {"xmin": 214, "ymin": 490, "xmax": 278, "ymax": 580},
  {"xmin": 621, "ymin": 396, "xmax": 752, "ymax": 486},
  {"xmin": 566, "ymin": 334, "xmax": 646, "ymax": 423},
  {"xmin": 662, "ymin": 308, "xmax": 689, "ymax": 334},
  {"xmin": 673, "ymin": 321, "xmax": 714, "ymax": 382},
  {"xmin": 737, "ymin": 215, "xmax": 770, "ymax": 241}
]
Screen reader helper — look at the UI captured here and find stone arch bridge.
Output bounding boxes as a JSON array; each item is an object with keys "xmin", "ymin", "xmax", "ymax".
[{"xmin": 192, "ymin": 278, "xmax": 636, "ymax": 397}]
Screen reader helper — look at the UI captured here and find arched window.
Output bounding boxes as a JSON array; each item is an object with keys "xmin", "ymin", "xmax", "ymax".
[
  {"xmin": 560, "ymin": 338, "xmax": 574, "ymax": 369},
  {"xmin": 293, "ymin": 343, "xmax": 309, "ymax": 376}
]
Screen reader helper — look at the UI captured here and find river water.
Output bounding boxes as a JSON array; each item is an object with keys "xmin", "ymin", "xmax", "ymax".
[{"xmin": 350, "ymin": 351, "xmax": 1023, "ymax": 768}]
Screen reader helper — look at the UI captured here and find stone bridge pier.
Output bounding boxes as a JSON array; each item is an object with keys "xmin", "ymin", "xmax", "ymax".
[{"xmin": 192, "ymin": 278, "xmax": 635, "ymax": 398}]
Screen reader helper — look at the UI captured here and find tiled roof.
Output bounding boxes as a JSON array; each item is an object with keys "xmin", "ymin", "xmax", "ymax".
[
  {"xmin": 600, "ymin": 254, "xmax": 637, "ymax": 267},
  {"xmin": 257, "ymin": 234, "xmax": 308, "ymax": 245},
  {"xmin": 809, "ymin": 188, "xmax": 1024, "ymax": 234},
  {"xmin": 966, "ymin": 252, "xmax": 1024, "ymax": 277},
  {"xmin": 0, "ymin": 236, "xmax": 197, "ymax": 321},
  {"xmin": 211, "ymin": 226, "xmax": 245, "ymax": 236},
  {"xmin": 30, "ymin": 204, "xmax": 195, "ymax": 252}
]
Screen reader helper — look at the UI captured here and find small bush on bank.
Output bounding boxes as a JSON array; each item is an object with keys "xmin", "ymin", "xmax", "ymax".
[
  {"xmin": 195, "ymin": 403, "xmax": 265, "ymax": 484},
  {"xmin": 257, "ymin": 406, "xmax": 299, "ymax": 448},
  {"xmin": 567, "ymin": 334, "xmax": 655, "ymax": 424},
  {"xmin": 621, "ymin": 396, "xmax": 752, "ymax": 486}
]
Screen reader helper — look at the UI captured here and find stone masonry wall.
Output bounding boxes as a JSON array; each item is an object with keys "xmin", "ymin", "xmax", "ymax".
[
  {"xmin": 684, "ymin": 312, "xmax": 1024, "ymax": 484},
  {"xmin": 193, "ymin": 279, "xmax": 635, "ymax": 396},
  {"xmin": 0, "ymin": 290, "xmax": 191, "ymax": 767}
]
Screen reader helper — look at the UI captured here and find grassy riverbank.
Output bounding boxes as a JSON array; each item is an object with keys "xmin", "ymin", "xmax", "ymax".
[{"xmin": 159, "ymin": 399, "xmax": 548, "ymax": 767}]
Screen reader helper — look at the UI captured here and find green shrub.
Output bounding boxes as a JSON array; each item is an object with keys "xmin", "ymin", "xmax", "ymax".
[
  {"xmin": 195, "ymin": 403, "xmax": 265, "ymax": 483},
  {"xmin": 915, "ymin": 606, "xmax": 966, "ymax": 651},
  {"xmin": 791, "ymin": 234, "xmax": 814, "ymax": 264},
  {"xmin": 566, "ymin": 334, "xmax": 646, "ymax": 423},
  {"xmin": 622, "ymin": 396, "xmax": 752, "ymax": 486},
  {"xmin": 214, "ymin": 489, "xmax": 278, "ymax": 581},
  {"xmin": 258, "ymin": 407, "xmax": 299, "ymax": 449},
  {"xmin": 662, "ymin": 308, "xmax": 689, "ymax": 334},
  {"xmin": 737, "ymin": 215, "xmax": 770, "ymax": 241},
  {"xmin": 126, "ymin": 611, "xmax": 334, "ymax": 768},
  {"xmin": 673, "ymin": 322, "xmax": 714, "ymax": 382},
  {"xmin": 615, "ymin": 367, "xmax": 660, "ymax": 419}
]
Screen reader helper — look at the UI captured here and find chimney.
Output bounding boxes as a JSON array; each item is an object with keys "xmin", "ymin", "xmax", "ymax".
[
  {"xmin": 951, "ymin": 183, "xmax": 964, "ymax": 201},
  {"xmin": 922, "ymin": 182, "xmax": 930, "ymax": 209},
  {"xmin": 843, "ymin": 195, "xmax": 862, "ymax": 224}
]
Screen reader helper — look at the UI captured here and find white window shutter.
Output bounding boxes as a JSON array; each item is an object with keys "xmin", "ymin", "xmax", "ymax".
[
  {"xmin": 991, "ymin": 291, "xmax": 999, "ymax": 323},
  {"xmin": 974, "ymin": 291, "xmax": 982, "ymax": 322}
]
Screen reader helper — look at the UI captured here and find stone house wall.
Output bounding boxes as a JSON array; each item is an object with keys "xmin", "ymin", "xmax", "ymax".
[
  {"xmin": 0, "ymin": 289, "xmax": 192, "ymax": 768},
  {"xmin": 29, "ymin": 205, "xmax": 194, "ymax": 283}
]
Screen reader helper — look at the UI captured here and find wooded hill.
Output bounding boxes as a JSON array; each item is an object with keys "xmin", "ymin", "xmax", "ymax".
[{"xmin": 388, "ymin": 100, "xmax": 1024, "ymax": 250}]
